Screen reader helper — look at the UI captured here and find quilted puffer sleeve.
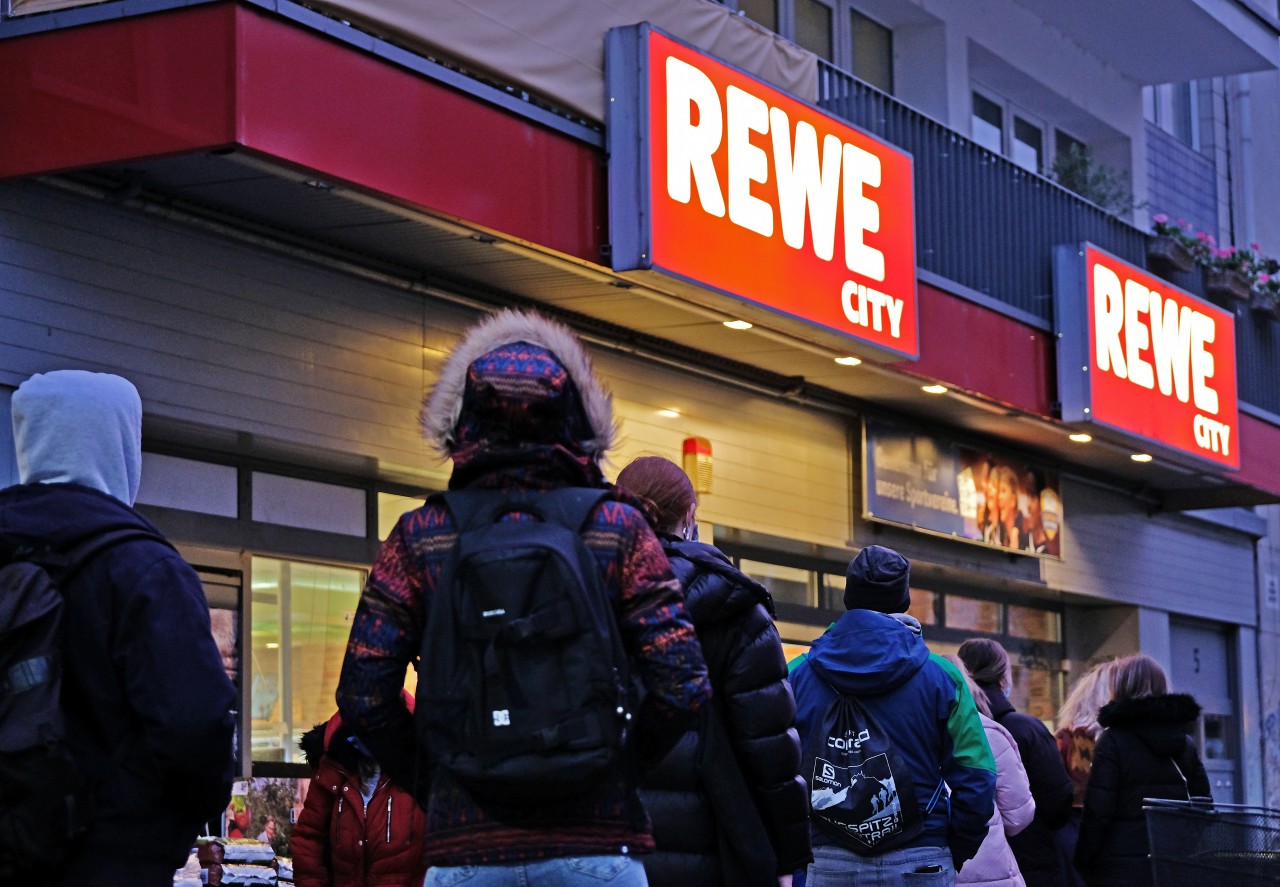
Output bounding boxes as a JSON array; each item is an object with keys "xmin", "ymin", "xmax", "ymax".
[
  {"xmin": 695, "ymin": 576, "xmax": 812, "ymax": 874},
  {"xmin": 986, "ymin": 718, "xmax": 1035, "ymax": 837}
]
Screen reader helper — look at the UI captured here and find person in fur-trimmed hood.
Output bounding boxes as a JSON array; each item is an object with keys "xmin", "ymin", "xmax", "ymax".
[
  {"xmin": 334, "ymin": 309, "xmax": 711, "ymax": 887},
  {"xmin": 1073, "ymin": 654, "xmax": 1209, "ymax": 887}
]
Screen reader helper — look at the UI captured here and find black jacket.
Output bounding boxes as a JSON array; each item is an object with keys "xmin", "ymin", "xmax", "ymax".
[
  {"xmin": 1074, "ymin": 693, "xmax": 1209, "ymax": 887},
  {"xmin": 640, "ymin": 537, "xmax": 811, "ymax": 886},
  {"xmin": 982, "ymin": 685, "xmax": 1075, "ymax": 887},
  {"xmin": 0, "ymin": 483, "xmax": 236, "ymax": 887}
]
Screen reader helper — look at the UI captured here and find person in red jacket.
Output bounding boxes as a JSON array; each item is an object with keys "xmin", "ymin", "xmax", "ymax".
[{"xmin": 293, "ymin": 691, "xmax": 426, "ymax": 887}]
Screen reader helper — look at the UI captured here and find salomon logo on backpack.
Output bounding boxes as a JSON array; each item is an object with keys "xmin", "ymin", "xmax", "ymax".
[
  {"xmin": 803, "ymin": 688, "xmax": 944, "ymax": 855},
  {"xmin": 417, "ymin": 488, "xmax": 632, "ymax": 804},
  {"xmin": 0, "ymin": 547, "xmax": 94, "ymax": 880}
]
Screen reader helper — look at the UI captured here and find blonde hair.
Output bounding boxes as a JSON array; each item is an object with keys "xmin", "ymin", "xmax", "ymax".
[{"xmin": 1056, "ymin": 659, "xmax": 1116, "ymax": 738}]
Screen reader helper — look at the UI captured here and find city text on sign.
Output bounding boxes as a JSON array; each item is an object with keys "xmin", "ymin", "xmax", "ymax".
[{"xmin": 606, "ymin": 26, "xmax": 918, "ymax": 359}]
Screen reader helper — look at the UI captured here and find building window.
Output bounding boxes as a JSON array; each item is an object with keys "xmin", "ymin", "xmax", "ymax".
[
  {"xmin": 1145, "ymin": 81, "xmax": 1208, "ymax": 153},
  {"xmin": 378, "ymin": 491, "xmax": 427, "ymax": 540},
  {"xmin": 1012, "ymin": 115, "xmax": 1044, "ymax": 173},
  {"xmin": 972, "ymin": 90, "xmax": 1052, "ymax": 174},
  {"xmin": 794, "ymin": 0, "xmax": 834, "ymax": 60},
  {"xmin": 945, "ymin": 595, "xmax": 1004, "ymax": 634},
  {"xmin": 971, "ymin": 92, "xmax": 1004, "ymax": 154},
  {"xmin": 249, "ymin": 557, "xmax": 367, "ymax": 764},
  {"xmin": 740, "ymin": 559, "xmax": 816, "ymax": 606},
  {"xmin": 850, "ymin": 10, "xmax": 892, "ymax": 93},
  {"xmin": 251, "ymin": 472, "xmax": 367, "ymax": 537},
  {"xmin": 733, "ymin": 1, "xmax": 892, "ymax": 89},
  {"xmin": 136, "ymin": 453, "xmax": 238, "ymax": 517},
  {"xmin": 739, "ymin": 0, "xmax": 779, "ymax": 31}
]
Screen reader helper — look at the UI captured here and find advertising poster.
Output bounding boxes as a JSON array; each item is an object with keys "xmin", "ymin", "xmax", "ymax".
[{"xmin": 864, "ymin": 419, "xmax": 1062, "ymax": 558}]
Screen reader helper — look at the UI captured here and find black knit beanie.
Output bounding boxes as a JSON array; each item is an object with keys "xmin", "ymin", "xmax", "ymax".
[{"xmin": 844, "ymin": 545, "xmax": 911, "ymax": 613}]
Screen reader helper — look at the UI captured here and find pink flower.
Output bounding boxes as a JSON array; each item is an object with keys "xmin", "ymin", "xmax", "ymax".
[
  {"xmin": 1260, "ymin": 273, "xmax": 1271, "ymax": 284},
  {"xmin": 1252, "ymin": 243, "xmax": 1262, "ymax": 251},
  {"xmin": 1154, "ymin": 213, "xmax": 1169, "ymax": 224}
]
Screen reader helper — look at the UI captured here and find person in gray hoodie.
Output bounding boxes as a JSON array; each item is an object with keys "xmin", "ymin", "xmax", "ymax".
[{"xmin": 0, "ymin": 370, "xmax": 236, "ymax": 887}]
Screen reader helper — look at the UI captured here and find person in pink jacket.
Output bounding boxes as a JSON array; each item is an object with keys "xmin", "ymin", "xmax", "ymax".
[{"xmin": 952, "ymin": 658, "xmax": 1035, "ymax": 887}]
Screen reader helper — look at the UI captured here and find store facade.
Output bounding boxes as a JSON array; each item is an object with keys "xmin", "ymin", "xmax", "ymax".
[{"xmin": 2, "ymin": 0, "xmax": 1278, "ymax": 817}]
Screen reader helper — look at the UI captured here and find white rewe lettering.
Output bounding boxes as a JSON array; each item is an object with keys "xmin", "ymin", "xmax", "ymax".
[
  {"xmin": 665, "ymin": 56, "xmax": 725, "ymax": 216},
  {"xmin": 663, "ymin": 56, "xmax": 889, "ymax": 282},
  {"xmin": 1093, "ymin": 262, "xmax": 1222, "ymax": 420},
  {"xmin": 841, "ymin": 280, "xmax": 904, "ymax": 338},
  {"xmin": 842, "ymin": 143, "xmax": 885, "ymax": 281},
  {"xmin": 771, "ymin": 107, "xmax": 842, "ymax": 259},
  {"xmin": 1148, "ymin": 291, "xmax": 1193, "ymax": 402},
  {"xmin": 1190, "ymin": 312, "xmax": 1219, "ymax": 414},
  {"xmin": 726, "ymin": 85, "xmax": 773, "ymax": 237},
  {"xmin": 1194, "ymin": 414, "xmax": 1231, "ymax": 455},
  {"xmin": 1123, "ymin": 279, "xmax": 1155, "ymax": 390}
]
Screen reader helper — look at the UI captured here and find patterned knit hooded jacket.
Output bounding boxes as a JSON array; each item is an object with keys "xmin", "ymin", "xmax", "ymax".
[{"xmin": 335, "ymin": 309, "xmax": 712, "ymax": 867}]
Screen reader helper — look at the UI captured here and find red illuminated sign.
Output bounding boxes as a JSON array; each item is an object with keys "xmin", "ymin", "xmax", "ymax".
[
  {"xmin": 1055, "ymin": 245, "xmax": 1239, "ymax": 470},
  {"xmin": 607, "ymin": 26, "xmax": 918, "ymax": 358}
]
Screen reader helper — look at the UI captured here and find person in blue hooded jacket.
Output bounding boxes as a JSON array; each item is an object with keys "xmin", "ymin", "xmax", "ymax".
[
  {"xmin": 790, "ymin": 545, "xmax": 996, "ymax": 887},
  {"xmin": 0, "ymin": 370, "xmax": 236, "ymax": 887}
]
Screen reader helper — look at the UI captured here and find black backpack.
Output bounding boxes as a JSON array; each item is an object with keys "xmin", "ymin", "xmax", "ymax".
[
  {"xmin": 803, "ymin": 678, "xmax": 945, "ymax": 855},
  {"xmin": 0, "ymin": 531, "xmax": 147, "ymax": 880},
  {"xmin": 416, "ymin": 487, "xmax": 632, "ymax": 804}
]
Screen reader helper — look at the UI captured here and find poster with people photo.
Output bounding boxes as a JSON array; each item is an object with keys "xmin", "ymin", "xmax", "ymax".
[{"xmin": 864, "ymin": 419, "xmax": 1062, "ymax": 558}]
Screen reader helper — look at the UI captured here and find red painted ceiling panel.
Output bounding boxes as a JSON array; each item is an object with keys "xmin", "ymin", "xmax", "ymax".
[
  {"xmin": 0, "ymin": 5, "xmax": 237, "ymax": 179},
  {"xmin": 908, "ymin": 282, "xmax": 1055, "ymax": 416},
  {"xmin": 232, "ymin": 6, "xmax": 605, "ymax": 262}
]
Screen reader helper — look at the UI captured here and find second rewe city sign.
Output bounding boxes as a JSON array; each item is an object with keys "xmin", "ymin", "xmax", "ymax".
[
  {"xmin": 606, "ymin": 24, "xmax": 918, "ymax": 359},
  {"xmin": 1054, "ymin": 244, "xmax": 1239, "ymax": 470}
]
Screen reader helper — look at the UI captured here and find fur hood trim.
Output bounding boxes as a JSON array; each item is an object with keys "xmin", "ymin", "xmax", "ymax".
[
  {"xmin": 421, "ymin": 309, "xmax": 616, "ymax": 457},
  {"xmin": 1098, "ymin": 692, "xmax": 1201, "ymax": 729}
]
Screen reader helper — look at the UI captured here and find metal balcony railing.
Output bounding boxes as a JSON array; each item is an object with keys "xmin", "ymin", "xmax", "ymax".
[
  {"xmin": 816, "ymin": 60, "xmax": 1148, "ymax": 325},
  {"xmin": 817, "ymin": 61, "xmax": 1280, "ymax": 418}
]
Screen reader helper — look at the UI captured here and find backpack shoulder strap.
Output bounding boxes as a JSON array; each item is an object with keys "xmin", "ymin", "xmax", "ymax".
[
  {"xmin": 537, "ymin": 487, "xmax": 610, "ymax": 532},
  {"xmin": 438, "ymin": 487, "xmax": 609, "ymax": 534},
  {"xmin": 10, "ymin": 528, "xmax": 168, "ymax": 580}
]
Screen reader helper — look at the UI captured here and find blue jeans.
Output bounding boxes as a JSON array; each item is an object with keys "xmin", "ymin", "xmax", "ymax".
[
  {"xmin": 807, "ymin": 844, "xmax": 955, "ymax": 887},
  {"xmin": 424, "ymin": 856, "xmax": 648, "ymax": 887}
]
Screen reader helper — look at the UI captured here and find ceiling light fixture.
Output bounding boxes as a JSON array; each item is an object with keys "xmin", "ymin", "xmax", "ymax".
[
  {"xmin": 723, "ymin": 320, "xmax": 753, "ymax": 330},
  {"xmin": 921, "ymin": 384, "xmax": 948, "ymax": 395},
  {"xmin": 1130, "ymin": 453, "xmax": 1153, "ymax": 463},
  {"xmin": 1068, "ymin": 433, "xmax": 1093, "ymax": 443},
  {"xmin": 656, "ymin": 409, "xmax": 680, "ymax": 418},
  {"xmin": 835, "ymin": 356, "xmax": 863, "ymax": 366}
]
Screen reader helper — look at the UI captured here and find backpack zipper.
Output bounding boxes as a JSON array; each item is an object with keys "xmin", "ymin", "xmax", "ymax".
[{"xmin": 386, "ymin": 795, "xmax": 392, "ymax": 843}]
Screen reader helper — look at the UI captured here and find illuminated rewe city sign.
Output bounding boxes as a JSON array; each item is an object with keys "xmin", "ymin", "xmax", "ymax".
[
  {"xmin": 606, "ymin": 24, "xmax": 918, "ymax": 359},
  {"xmin": 1054, "ymin": 244, "xmax": 1239, "ymax": 470}
]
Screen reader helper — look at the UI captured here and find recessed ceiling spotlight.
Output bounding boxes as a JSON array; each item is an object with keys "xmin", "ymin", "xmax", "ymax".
[
  {"xmin": 656, "ymin": 409, "xmax": 680, "ymax": 418},
  {"xmin": 1068, "ymin": 433, "xmax": 1093, "ymax": 443},
  {"xmin": 835, "ymin": 356, "xmax": 862, "ymax": 366},
  {"xmin": 921, "ymin": 384, "xmax": 948, "ymax": 395},
  {"xmin": 723, "ymin": 320, "xmax": 753, "ymax": 330},
  {"xmin": 1130, "ymin": 453, "xmax": 1153, "ymax": 463}
]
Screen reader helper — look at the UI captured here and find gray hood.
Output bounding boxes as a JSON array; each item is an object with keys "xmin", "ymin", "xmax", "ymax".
[{"xmin": 11, "ymin": 369, "xmax": 142, "ymax": 506}]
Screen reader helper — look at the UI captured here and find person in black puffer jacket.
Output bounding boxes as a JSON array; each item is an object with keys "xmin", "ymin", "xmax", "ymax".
[
  {"xmin": 959, "ymin": 638, "xmax": 1074, "ymax": 887},
  {"xmin": 1074, "ymin": 653, "xmax": 1209, "ymax": 887},
  {"xmin": 616, "ymin": 456, "xmax": 812, "ymax": 887}
]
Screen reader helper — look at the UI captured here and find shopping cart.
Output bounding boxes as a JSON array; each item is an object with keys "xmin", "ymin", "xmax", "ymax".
[{"xmin": 1145, "ymin": 798, "xmax": 1280, "ymax": 886}]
